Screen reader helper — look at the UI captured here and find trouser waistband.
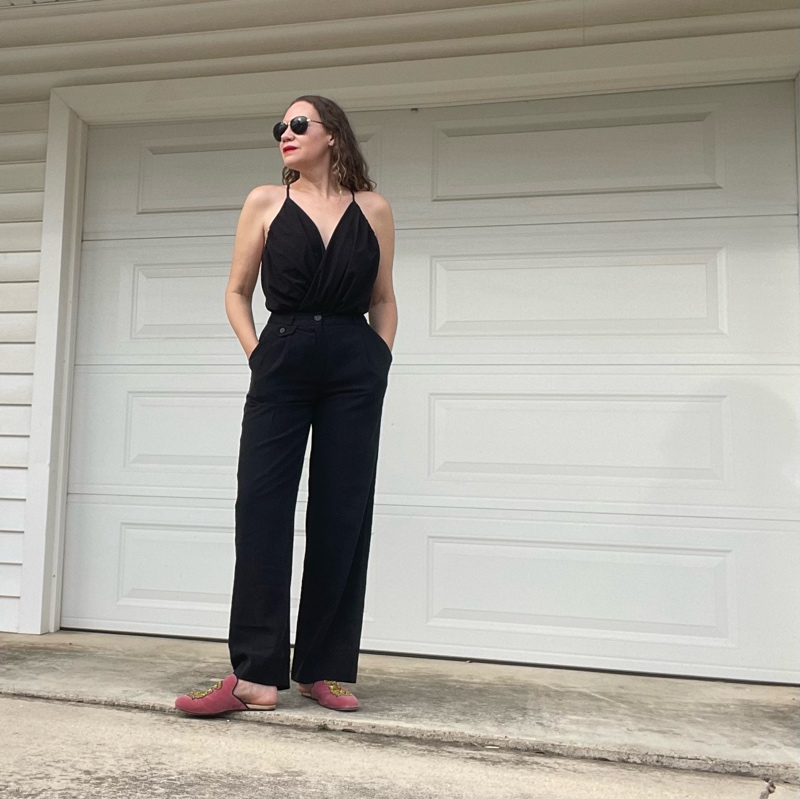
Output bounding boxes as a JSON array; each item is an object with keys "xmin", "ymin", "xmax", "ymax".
[{"xmin": 267, "ymin": 311, "xmax": 366, "ymax": 326}]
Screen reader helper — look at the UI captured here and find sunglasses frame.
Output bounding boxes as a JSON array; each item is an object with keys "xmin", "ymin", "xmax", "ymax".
[{"xmin": 273, "ymin": 115, "xmax": 325, "ymax": 142}]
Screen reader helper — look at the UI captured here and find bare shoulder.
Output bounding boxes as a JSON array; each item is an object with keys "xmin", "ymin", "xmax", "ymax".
[
  {"xmin": 243, "ymin": 183, "xmax": 284, "ymax": 211},
  {"xmin": 240, "ymin": 184, "xmax": 286, "ymax": 239},
  {"xmin": 355, "ymin": 188, "xmax": 391, "ymax": 212},
  {"xmin": 354, "ymin": 189, "xmax": 393, "ymax": 230}
]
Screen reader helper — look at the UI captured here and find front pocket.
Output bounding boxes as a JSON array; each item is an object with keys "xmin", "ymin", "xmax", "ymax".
[
  {"xmin": 247, "ymin": 335, "xmax": 265, "ymax": 367},
  {"xmin": 247, "ymin": 342, "xmax": 261, "ymax": 366},
  {"xmin": 366, "ymin": 325, "xmax": 393, "ymax": 362}
]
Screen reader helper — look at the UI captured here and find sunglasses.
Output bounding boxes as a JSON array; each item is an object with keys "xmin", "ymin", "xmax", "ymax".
[{"xmin": 272, "ymin": 115, "xmax": 325, "ymax": 142}]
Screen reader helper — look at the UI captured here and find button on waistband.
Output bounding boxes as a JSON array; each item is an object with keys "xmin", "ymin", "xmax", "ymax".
[{"xmin": 313, "ymin": 314, "xmax": 322, "ymax": 321}]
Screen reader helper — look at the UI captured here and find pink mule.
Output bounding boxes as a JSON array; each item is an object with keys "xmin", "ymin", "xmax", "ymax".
[
  {"xmin": 298, "ymin": 679, "xmax": 359, "ymax": 711},
  {"xmin": 174, "ymin": 674, "xmax": 276, "ymax": 716}
]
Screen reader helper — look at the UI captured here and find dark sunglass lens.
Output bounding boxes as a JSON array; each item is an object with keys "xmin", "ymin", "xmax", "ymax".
[
  {"xmin": 272, "ymin": 121, "xmax": 288, "ymax": 142},
  {"xmin": 289, "ymin": 116, "xmax": 310, "ymax": 135}
]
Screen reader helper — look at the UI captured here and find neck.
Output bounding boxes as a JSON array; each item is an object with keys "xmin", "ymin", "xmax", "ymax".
[{"xmin": 291, "ymin": 169, "xmax": 344, "ymax": 198}]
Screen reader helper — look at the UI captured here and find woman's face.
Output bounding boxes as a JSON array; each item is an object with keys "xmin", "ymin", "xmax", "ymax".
[{"xmin": 277, "ymin": 101, "xmax": 332, "ymax": 170}]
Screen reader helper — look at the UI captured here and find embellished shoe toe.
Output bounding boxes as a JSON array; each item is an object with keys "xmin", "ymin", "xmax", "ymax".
[
  {"xmin": 298, "ymin": 679, "xmax": 359, "ymax": 711},
  {"xmin": 174, "ymin": 674, "xmax": 276, "ymax": 716}
]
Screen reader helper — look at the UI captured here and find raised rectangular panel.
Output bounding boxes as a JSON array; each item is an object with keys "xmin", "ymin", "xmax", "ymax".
[
  {"xmin": 431, "ymin": 393, "xmax": 729, "ymax": 487},
  {"xmin": 433, "ymin": 249, "xmax": 725, "ymax": 337},
  {"xmin": 406, "ymin": 217, "xmax": 798, "ymax": 361},
  {"xmin": 138, "ymin": 134, "xmax": 271, "ymax": 213},
  {"xmin": 83, "ymin": 120, "xmax": 271, "ymax": 238},
  {"xmin": 132, "ymin": 263, "xmax": 232, "ymax": 339},
  {"xmin": 62, "ymin": 502, "xmax": 236, "ymax": 634},
  {"xmin": 83, "ymin": 117, "xmax": 381, "ymax": 238},
  {"xmin": 385, "ymin": 82, "xmax": 796, "ymax": 226},
  {"xmin": 68, "ymin": 368, "xmax": 313, "ymax": 497},
  {"xmin": 360, "ymin": 511, "xmax": 800, "ymax": 681},
  {"xmin": 61, "ymin": 500, "xmax": 375, "ymax": 636},
  {"xmin": 434, "ymin": 110, "xmax": 720, "ymax": 199},
  {"xmin": 76, "ymin": 238, "xmax": 266, "ymax": 362},
  {"xmin": 428, "ymin": 537, "xmax": 730, "ymax": 643},
  {"xmin": 132, "ymin": 128, "xmax": 382, "ymax": 214},
  {"xmin": 69, "ymin": 368, "xmax": 247, "ymax": 495},
  {"xmin": 379, "ymin": 372, "xmax": 799, "ymax": 516},
  {"xmin": 117, "ymin": 523, "xmax": 233, "ymax": 610},
  {"xmin": 125, "ymin": 391, "xmax": 244, "ymax": 471},
  {"xmin": 68, "ymin": 372, "xmax": 251, "ymax": 492}
]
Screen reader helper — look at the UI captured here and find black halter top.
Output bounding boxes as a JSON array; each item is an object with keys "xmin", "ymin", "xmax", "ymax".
[{"xmin": 260, "ymin": 182, "xmax": 381, "ymax": 314}]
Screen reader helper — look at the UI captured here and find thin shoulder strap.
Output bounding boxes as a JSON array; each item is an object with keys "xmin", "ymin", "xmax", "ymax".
[{"xmin": 350, "ymin": 187, "xmax": 355, "ymax": 201}]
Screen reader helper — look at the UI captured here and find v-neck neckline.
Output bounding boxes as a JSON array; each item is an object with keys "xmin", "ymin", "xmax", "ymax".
[{"xmin": 286, "ymin": 188, "xmax": 355, "ymax": 254}]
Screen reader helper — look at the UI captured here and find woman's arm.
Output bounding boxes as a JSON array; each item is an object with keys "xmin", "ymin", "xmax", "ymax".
[
  {"xmin": 365, "ymin": 192, "xmax": 398, "ymax": 351},
  {"xmin": 225, "ymin": 186, "xmax": 274, "ymax": 359}
]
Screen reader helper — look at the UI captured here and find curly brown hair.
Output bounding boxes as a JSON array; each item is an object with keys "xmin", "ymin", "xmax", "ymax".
[{"xmin": 280, "ymin": 95, "xmax": 376, "ymax": 193}]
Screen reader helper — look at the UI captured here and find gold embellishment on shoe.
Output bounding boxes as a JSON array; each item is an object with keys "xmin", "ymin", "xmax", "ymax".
[
  {"xmin": 322, "ymin": 679, "xmax": 352, "ymax": 696},
  {"xmin": 187, "ymin": 680, "xmax": 223, "ymax": 699}
]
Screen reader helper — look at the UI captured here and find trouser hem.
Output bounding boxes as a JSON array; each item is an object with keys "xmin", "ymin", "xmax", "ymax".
[{"xmin": 231, "ymin": 662, "xmax": 291, "ymax": 691}]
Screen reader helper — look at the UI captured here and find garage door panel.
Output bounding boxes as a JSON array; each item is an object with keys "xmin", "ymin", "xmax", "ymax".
[
  {"xmin": 76, "ymin": 238, "xmax": 265, "ymax": 364},
  {"xmin": 61, "ymin": 500, "xmax": 378, "ymax": 639},
  {"xmin": 83, "ymin": 83, "xmax": 796, "ymax": 241},
  {"xmin": 380, "ymin": 372, "xmax": 800, "ymax": 517},
  {"xmin": 68, "ymin": 369, "xmax": 251, "ymax": 496},
  {"xmin": 76, "ymin": 219, "xmax": 800, "ymax": 365},
  {"xmin": 426, "ymin": 537, "xmax": 729, "ymax": 643},
  {"xmin": 83, "ymin": 118, "xmax": 383, "ymax": 240},
  {"xmin": 399, "ymin": 217, "xmax": 800, "ymax": 362},
  {"xmin": 432, "ymin": 107, "xmax": 722, "ymax": 198},
  {"xmin": 68, "ymin": 367, "xmax": 800, "ymax": 518},
  {"xmin": 68, "ymin": 366, "xmax": 322, "ymax": 500},
  {"xmin": 62, "ymin": 501, "xmax": 236, "ymax": 635},
  {"xmin": 385, "ymin": 81, "xmax": 797, "ymax": 227},
  {"xmin": 363, "ymin": 511, "xmax": 800, "ymax": 682}
]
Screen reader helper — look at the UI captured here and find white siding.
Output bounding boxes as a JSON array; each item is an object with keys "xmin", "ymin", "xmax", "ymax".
[{"xmin": 0, "ymin": 100, "xmax": 47, "ymax": 631}]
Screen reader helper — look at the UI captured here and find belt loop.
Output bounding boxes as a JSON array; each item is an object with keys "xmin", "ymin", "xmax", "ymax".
[{"xmin": 288, "ymin": 313, "xmax": 295, "ymax": 324}]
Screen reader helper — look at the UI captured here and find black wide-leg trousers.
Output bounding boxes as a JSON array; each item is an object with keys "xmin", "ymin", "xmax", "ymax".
[{"xmin": 228, "ymin": 310, "xmax": 392, "ymax": 690}]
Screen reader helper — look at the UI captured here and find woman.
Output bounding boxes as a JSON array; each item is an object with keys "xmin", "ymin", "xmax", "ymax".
[{"xmin": 174, "ymin": 95, "xmax": 397, "ymax": 715}]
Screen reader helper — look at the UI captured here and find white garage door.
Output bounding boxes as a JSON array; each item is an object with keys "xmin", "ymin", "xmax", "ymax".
[{"xmin": 62, "ymin": 82, "xmax": 800, "ymax": 682}]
